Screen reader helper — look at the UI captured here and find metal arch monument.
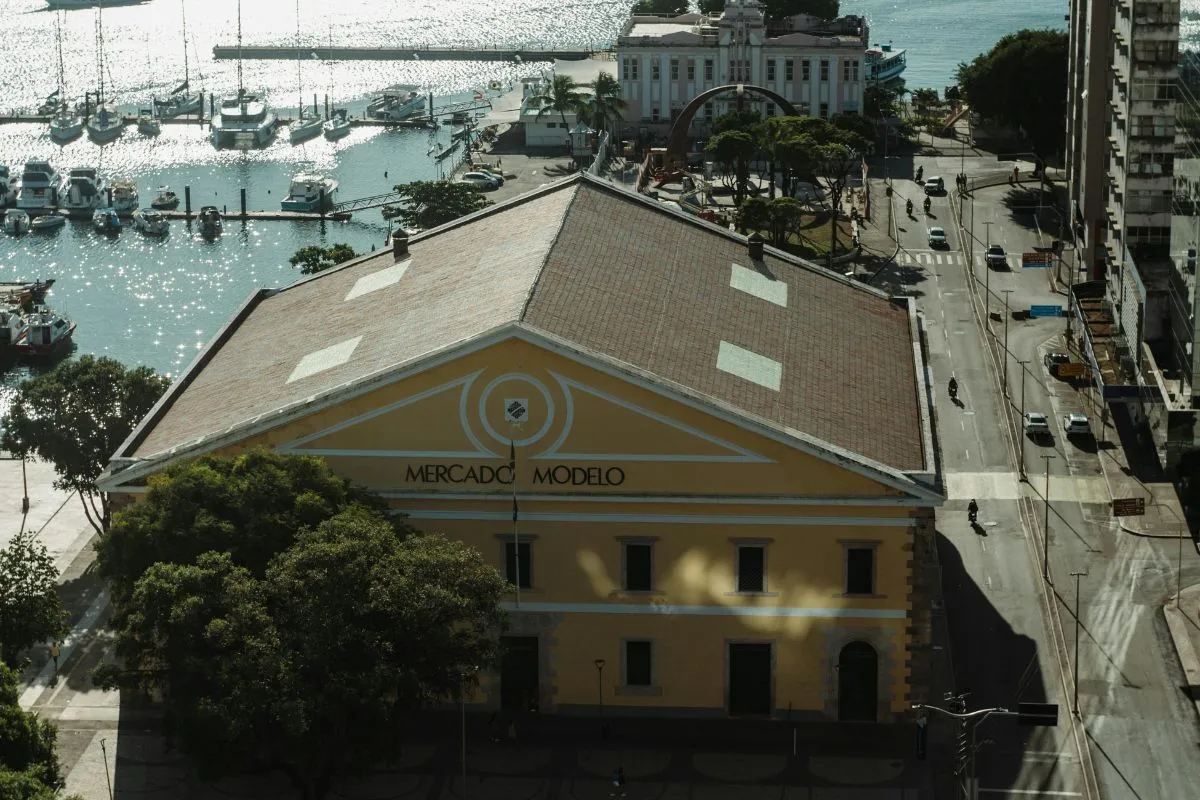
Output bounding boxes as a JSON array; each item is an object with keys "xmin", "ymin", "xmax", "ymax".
[{"xmin": 665, "ymin": 84, "xmax": 799, "ymax": 165}]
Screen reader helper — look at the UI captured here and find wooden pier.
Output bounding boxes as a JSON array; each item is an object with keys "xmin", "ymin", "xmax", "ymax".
[
  {"xmin": 162, "ymin": 210, "xmax": 352, "ymax": 223},
  {"xmin": 212, "ymin": 45, "xmax": 602, "ymax": 62}
]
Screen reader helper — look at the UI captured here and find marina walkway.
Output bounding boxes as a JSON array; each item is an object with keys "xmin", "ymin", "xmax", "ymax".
[{"xmin": 212, "ymin": 45, "xmax": 605, "ymax": 62}]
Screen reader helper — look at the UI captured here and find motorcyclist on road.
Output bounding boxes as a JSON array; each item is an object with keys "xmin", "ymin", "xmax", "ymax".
[
  {"xmin": 968, "ymin": 498, "xmax": 979, "ymax": 523},
  {"xmin": 906, "ymin": 198, "xmax": 913, "ymax": 216},
  {"xmin": 916, "ymin": 165, "xmax": 924, "ymax": 182},
  {"xmin": 948, "ymin": 376, "xmax": 958, "ymax": 399},
  {"xmin": 924, "ymin": 197, "xmax": 932, "ymax": 214}
]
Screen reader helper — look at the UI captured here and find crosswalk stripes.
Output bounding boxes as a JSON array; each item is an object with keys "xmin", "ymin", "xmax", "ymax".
[
  {"xmin": 945, "ymin": 471, "xmax": 1111, "ymax": 504},
  {"xmin": 899, "ymin": 251, "xmax": 966, "ymax": 266}
]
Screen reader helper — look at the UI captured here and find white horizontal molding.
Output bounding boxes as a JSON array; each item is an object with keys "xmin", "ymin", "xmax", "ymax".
[
  {"xmin": 381, "ymin": 491, "xmax": 924, "ymax": 507},
  {"xmin": 399, "ymin": 510, "xmax": 914, "ymax": 526},
  {"xmin": 500, "ymin": 601, "xmax": 908, "ymax": 620}
]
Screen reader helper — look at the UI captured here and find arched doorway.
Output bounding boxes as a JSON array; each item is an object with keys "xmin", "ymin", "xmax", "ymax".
[
  {"xmin": 664, "ymin": 83, "xmax": 799, "ymax": 166},
  {"xmin": 837, "ymin": 641, "xmax": 878, "ymax": 721}
]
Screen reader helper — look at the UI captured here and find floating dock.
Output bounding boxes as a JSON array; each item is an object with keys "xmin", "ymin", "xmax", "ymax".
[
  {"xmin": 161, "ymin": 210, "xmax": 352, "ymax": 223},
  {"xmin": 212, "ymin": 45, "xmax": 601, "ymax": 62}
]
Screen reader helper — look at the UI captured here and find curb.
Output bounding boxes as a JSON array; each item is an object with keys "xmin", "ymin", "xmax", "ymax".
[{"xmin": 1163, "ymin": 598, "xmax": 1200, "ymax": 725}]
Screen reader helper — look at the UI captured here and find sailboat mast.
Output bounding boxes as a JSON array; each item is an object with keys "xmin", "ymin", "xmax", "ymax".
[
  {"xmin": 181, "ymin": 0, "xmax": 189, "ymax": 88},
  {"xmin": 236, "ymin": 0, "xmax": 244, "ymax": 101},
  {"xmin": 296, "ymin": 0, "xmax": 302, "ymax": 117},
  {"xmin": 56, "ymin": 12, "xmax": 66, "ymax": 100},
  {"xmin": 95, "ymin": 6, "xmax": 104, "ymax": 103}
]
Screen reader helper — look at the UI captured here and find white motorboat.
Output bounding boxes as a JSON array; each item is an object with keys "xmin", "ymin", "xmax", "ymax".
[
  {"xmin": 367, "ymin": 85, "xmax": 426, "ymax": 121},
  {"xmin": 212, "ymin": 2, "xmax": 277, "ymax": 149},
  {"xmin": 280, "ymin": 174, "xmax": 338, "ymax": 212},
  {"xmin": 324, "ymin": 109, "xmax": 351, "ymax": 140},
  {"xmin": 137, "ymin": 109, "xmax": 161, "ymax": 135},
  {"xmin": 132, "ymin": 207, "xmax": 169, "ymax": 236},
  {"xmin": 110, "ymin": 179, "xmax": 138, "ymax": 216},
  {"xmin": 197, "ymin": 205, "xmax": 222, "ymax": 236},
  {"xmin": 151, "ymin": 186, "xmax": 179, "ymax": 209},
  {"xmin": 154, "ymin": 2, "xmax": 202, "ymax": 119},
  {"xmin": 4, "ymin": 210, "xmax": 31, "ymax": 235},
  {"xmin": 31, "ymin": 213, "xmax": 66, "ymax": 232},
  {"xmin": 62, "ymin": 167, "xmax": 105, "ymax": 217},
  {"xmin": 15, "ymin": 160, "xmax": 63, "ymax": 211},
  {"xmin": 865, "ymin": 43, "xmax": 906, "ymax": 84},
  {"xmin": 11, "ymin": 308, "xmax": 76, "ymax": 360},
  {"xmin": 92, "ymin": 207, "xmax": 120, "ymax": 234}
]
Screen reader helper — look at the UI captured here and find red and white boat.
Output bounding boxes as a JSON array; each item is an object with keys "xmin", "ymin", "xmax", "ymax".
[{"xmin": 11, "ymin": 309, "xmax": 75, "ymax": 358}]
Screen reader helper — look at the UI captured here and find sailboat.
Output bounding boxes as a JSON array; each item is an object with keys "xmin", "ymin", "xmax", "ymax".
[
  {"xmin": 288, "ymin": 0, "xmax": 322, "ymax": 144},
  {"xmin": 210, "ymin": 0, "xmax": 277, "ymax": 149},
  {"xmin": 86, "ymin": 4, "xmax": 123, "ymax": 143},
  {"xmin": 49, "ymin": 12, "xmax": 83, "ymax": 143},
  {"xmin": 154, "ymin": 0, "xmax": 202, "ymax": 119},
  {"xmin": 323, "ymin": 26, "xmax": 350, "ymax": 141}
]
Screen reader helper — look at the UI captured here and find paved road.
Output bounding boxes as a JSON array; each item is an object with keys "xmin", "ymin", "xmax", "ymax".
[{"xmin": 888, "ymin": 152, "xmax": 1200, "ymax": 800}]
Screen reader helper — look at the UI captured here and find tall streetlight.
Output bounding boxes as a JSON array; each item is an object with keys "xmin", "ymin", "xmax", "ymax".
[
  {"xmin": 982, "ymin": 221, "xmax": 995, "ymax": 321},
  {"xmin": 1016, "ymin": 359, "xmax": 1029, "ymax": 479},
  {"xmin": 1069, "ymin": 570, "xmax": 1087, "ymax": 716},
  {"xmin": 594, "ymin": 658, "xmax": 606, "ymax": 735},
  {"xmin": 1042, "ymin": 454, "xmax": 1056, "ymax": 582},
  {"xmin": 1001, "ymin": 289, "xmax": 1015, "ymax": 395}
]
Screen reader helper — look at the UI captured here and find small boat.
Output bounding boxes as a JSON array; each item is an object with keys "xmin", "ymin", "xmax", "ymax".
[
  {"xmin": 323, "ymin": 109, "xmax": 351, "ymax": 141},
  {"xmin": 451, "ymin": 126, "xmax": 473, "ymax": 142},
  {"xmin": 367, "ymin": 85, "xmax": 426, "ymax": 121},
  {"xmin": 136, "ymin": 109, "xmax": 161, "ymax": 136},
  {"xmin": 0, "ymin": 280, "xmax": 55, "ymax": 306},
  {"xmin": 50, "ymin": 109, "xmax": 84, "ymax": 143},
  {"xmin": 92, "ymin": 207, "xmax": 121, "ymax": 234},
  {"xmin": 11, "ymin": 308, "xmax": 75, "ymax": 359},
  {"xmin": 289, "ymin": 114, "xmax": 324, "ymax": 145},
  {"xmin": 432, "ymin": 140, "xmax": 460, "ymax": 161},
  {"xmin": 280, "ymin": 173, "xmax": 338, "ymax": 213},
  {"xmin": 150, "ymin": 186, "xmax": 179, "ymax": 209},
  {"xmin": 197, "ymin": 205, "xmax": 222, "ymax": 236},
  {"xmin": 132, "ymin": 207, "xmax": 169, "ymax": 236},
  {"xmin": 109, "ymin": 179, "xmax": 138, "ymax": 215},
  {"xmin": 62, "ymin": 167, "xmax": 105, "ymax": 217},
  {"xmin": 86, "ymin": 102, "xmax": 124, "ymax": 144},
  {"xmin": 4, "ymin": 210, "xmax": 31, "ymax": 235},
  {"xmin": 865, "ymin": 43, "xmax": 906, "ymax": 84},
  {"xmin": 30, "ymin": 213, "xmax": 66, "ymax": 232}
]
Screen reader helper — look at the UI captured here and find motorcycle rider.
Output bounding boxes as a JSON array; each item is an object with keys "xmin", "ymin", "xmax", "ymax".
[
  {"xmin": 948, "ymin": 376, "xmax": 958, "ymax": 399},
  {"xmin": 924, "ymin": 196, "xmax": 932, "ymax": 214},
  {"xmin": 916, "ymin": 165, "xmax": 924, "ymax": 182},
  {"xmin": 906, "ymin": 198, "xmax": 914, "ymax": 216},
  {"xmin": 968, "ymin": 498, "xmax": 979, "ymax": 523}
]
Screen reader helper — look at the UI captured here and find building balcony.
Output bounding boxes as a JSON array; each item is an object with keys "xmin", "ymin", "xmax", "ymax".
[{"xmin": 1071, "ymin": 280, "xmax": 1147, "ymax": 399}]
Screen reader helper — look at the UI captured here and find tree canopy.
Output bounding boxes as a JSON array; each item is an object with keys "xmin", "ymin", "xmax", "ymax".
[
  {"xmin": 956, "ymin": 29, "xmax": 1068, "ymax": 155},
  {"xmin": 580, "ymin": 71, "xmax": 626, "ymax": 135},
  {"xmin": 0, "ymin": 663, "xmax": 72, "ymax": 800},
  {"xmin": 0, "ymin": 533, "xmax": 65, "ymax": 668},
  {"xmin": 1, "ymin": 356, "xmax": 170, "ymax": 534},
  {"xmin": 289, "ymin": 244, "xmax": 358, "ymax": 275},
  {"xmin": 385, "ymin": 181, "xmax": 493, "ymax": 232},
  {"xmin": 96, "ymin": 450, "xmax": 507, "ymax": 800},
  {"xmin": 529, "ymin": 73, "xmax": 588, "ymax": 129}
]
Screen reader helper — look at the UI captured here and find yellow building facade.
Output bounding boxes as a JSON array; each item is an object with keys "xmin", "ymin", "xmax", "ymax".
[{"xmin": 102, "ymin": 176, "xmax": 942, "ymax": 722}]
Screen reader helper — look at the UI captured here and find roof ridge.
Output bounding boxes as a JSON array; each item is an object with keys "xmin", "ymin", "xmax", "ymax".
[{"xmin": 520, "ymin": 178, "xmax": 585, "ymax": 322}]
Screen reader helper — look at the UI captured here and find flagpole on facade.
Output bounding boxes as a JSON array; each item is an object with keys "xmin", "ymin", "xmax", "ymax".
[{"xmin": 510, "ymin": 440, "xmax": 520, "ymax": 609}]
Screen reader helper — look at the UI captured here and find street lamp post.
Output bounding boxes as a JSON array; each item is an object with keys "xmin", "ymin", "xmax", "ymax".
[
  {"xmin": 1042, "ymin": 454, "xmax": 1056, "ymax": 582},
  {"xmin": 1016, "ymin": 359, "xmax": 1029, "ymax": 478},
  {"xmin": 594, "ymin": 658, "xmax": 606, "ymax": 733},
  {"xmin": 1069, "ymin": 570, "xmax": 1087, "ymax": 716},
  {"xmin": 983, "ymin": 221, "xmax": 995, "ymax": 322},
  {"xmin": 1001, "ymin": 290, "xmax": 1014, "ymax": 395}
]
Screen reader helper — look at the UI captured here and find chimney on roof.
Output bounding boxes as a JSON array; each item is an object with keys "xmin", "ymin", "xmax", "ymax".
[
  {"xmin": 748, "ymin": 233, "xmax": 764, "ymax": 261},
  {"xmin": 392, "ymin": 231, "xmax": 409, "ymax": 260}
]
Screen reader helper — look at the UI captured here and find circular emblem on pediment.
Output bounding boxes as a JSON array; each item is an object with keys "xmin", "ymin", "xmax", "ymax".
[{"xmin": 478, "ymin": 373, "xmax": 555, "ymax": 447}]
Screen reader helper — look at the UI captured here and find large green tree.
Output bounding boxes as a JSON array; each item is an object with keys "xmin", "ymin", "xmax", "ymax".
[
  {"xmin": 529, "ymin": 73, "xmax": 588, "ymax": 130},
  {"xmin": 580, "ymin": 71, "xmax": 627, "ymax": 137},
  {"xmin": 957, "ymin": 29, "xmax": 1068, "ymax": 156},
  {"xmin": 707, "ymin": 129, "xmax": 759, "ymax": 206},
  {"xmin": 1, "ymin": 356, "xmax": 170, "ymax": 534},
  {"xmin": 0, "ymin": 533, "xmax": 65, "ymax": 668},
  {"xmin": 289, "ymin": 244, "xmax": 358, "ymax": 275},
  {"xmin": 0, "ymin": 664, "xmax": 66, "ymax": 797},
  {"xmin": 99, "ymin": 494, "xmax": 506, "ymax": 800},
  {"xmin": 385, "ymin": 181, "xmax": 493, "ymax": 232}
]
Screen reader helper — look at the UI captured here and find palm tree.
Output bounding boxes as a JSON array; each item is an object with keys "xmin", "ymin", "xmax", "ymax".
[
  {"xmin": 530, "ymin": 73, "xmax": 588, "ymax": 130},
  {"xmin": 586, "ymin": 71, "xmax": 627, "ymax": 138}
]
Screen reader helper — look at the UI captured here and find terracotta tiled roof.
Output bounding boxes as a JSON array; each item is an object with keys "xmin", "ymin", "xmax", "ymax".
[{"xmin": 124, "ymin": 176, "xmax": 926, "ymax": 473}]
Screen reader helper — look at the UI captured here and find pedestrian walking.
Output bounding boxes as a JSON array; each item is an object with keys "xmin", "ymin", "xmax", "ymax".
[
  {"xmin": 50, "ymin": 642, "xmax": 60, "ymax": 676},
  {"xmin": 610, "ymin": 766, "xmax": 627, "ymax": 798}
]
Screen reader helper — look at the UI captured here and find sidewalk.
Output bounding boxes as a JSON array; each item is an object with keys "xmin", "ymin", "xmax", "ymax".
[{"xmin": 1164, "ymin": 584, "xmax": 1200, "ymax": 726}]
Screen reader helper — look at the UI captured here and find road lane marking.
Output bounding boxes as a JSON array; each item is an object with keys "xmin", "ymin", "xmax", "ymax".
[{"xmin": 978, "ymin": 791, "xmax": 1081, "ymax": 797}]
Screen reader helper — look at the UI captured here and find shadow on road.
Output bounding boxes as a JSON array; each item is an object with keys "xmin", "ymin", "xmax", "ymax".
[{"xmin": 1109, "ymin": 403, "xmax": 1166, "ymax": 483}]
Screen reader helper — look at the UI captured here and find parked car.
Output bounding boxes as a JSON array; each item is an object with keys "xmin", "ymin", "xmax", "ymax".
[
  {"xmin": 1044, "ymin": 351, "xmax": 1070, "ymax": 377},
  {"xmin": 1023, "ymin": 412, "xmax": 1052, "ymax": 438},
  {"xmin": 986, "ymin": 244, "xmax": 1008, "ymax": 270},
  {"xmin": 460, "ymin": 171, "xmax": 501, "ymax": 189},
  {"xmin": 472, "ymin": 167, "xmax": 505, "ymax": 186},
  {"xmin": 1062, "ymin": 412, "xmax": 1091, "ymax": 436},
  {"xmin": 924, "ymin": 176, "xmax": 945, "ymax": 195},
  {"xmin": 928, "ymin": 226, "xmax": 948, "ymax": 248}
]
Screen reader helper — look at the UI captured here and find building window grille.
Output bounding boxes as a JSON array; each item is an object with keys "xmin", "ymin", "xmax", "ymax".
[
  {"xmin": 688, "ymin": 59, "xmax": 695, "ymax": 80},
  {"xmin": 785, "ymin": 59, "xmax": 794, "ymax": 81},
  {"xmin": 704, "ymin": 59, "xmax": 714, "ymax": 81},
  {"xmin": 767, "ymin": 60, "xmax": 776, "ymax": 81},
  {"xmin": 670, "ymin": 58, "xmax": 679, "ymax": 80},
  {"xmin": 819, "ymin": 102, "xmax": 829, "ymax": 118},
  {"xmin": 504, "ymin": 541, "xmax": 531, "ymax": 589},
  {"xmin": 652, "ymin": 60, "xmax": 660, "ymax": 80},
  {"xmin": 736, "ymin": 545, "xmax": 766, "ymax": 593},
  {"xmin": 801, "ymin": 60, "xmax": 810, "ymax": 81},
  {"xmin": 820, "ymin": 59, "xmax": 829, "ymax": 81}
]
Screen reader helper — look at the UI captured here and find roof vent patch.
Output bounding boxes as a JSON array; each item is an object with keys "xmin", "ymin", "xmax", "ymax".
[
  {"xmin": 729, "ymin": 263, "xmax": 788, "ymax": 307},
  {"xmin": 287, "ymin": 336, "xmax": 363, "ymax": 384},
  {"xmin": 717, "ymin": 340, "xmax": 782, "ymax": 391},
  {"xmin": 344, "ymin": 262, "xmax": 410, "ymax": 302}
]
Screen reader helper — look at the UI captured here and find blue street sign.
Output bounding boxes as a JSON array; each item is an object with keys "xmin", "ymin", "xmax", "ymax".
[{"xmin": 1029, "ymin": 305, "xmax": 1064, "ymax": 317}]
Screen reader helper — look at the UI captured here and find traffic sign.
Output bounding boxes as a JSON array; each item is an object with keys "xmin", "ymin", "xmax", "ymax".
[
  {"xmin": 1022, "ymin": 251, "xmax": 1053, "ymax": 268},
  {"xmin": 1029, "ymin": 305, "xmax": 1063, "ymax": 317},
  {"xmin": 1111, "ymin": 497, "xmax": 1146, "ymax": 517}
]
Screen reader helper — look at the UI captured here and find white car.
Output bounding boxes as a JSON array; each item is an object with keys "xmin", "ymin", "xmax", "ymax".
[
  {"xmin": 928, "ymin": 226, "xmax": 947, "ymax": 248},
  {"xmin": 1023, "ymin": 412, "xmax": 1051, "ymax": 437},
  {"xmin": 1062, "ymin": 412, "xmax": 1091, "ymax": 436},
  {"xmin": 924, "ymin": 176, "xmax": 945, "ymax": 195},
  {"xmin": 473, "ymin": 168, "xmax": 505, "ymax": 186},
  {"xmin": 461, "ymin": 171, "xmax": 501, "ymax": 189}
]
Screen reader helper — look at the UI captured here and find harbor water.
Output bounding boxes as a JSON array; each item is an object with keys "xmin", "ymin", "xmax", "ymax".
[{"xmin": 0, "ymin": 0, "xmax": 1103, "ymax": 407}]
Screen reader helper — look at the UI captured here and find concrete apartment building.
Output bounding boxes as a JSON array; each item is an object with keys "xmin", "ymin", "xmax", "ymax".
[
  {"xmin": 1066, "ymin": 0, "xmax": 1200, "ymax": 469},
  {"xmin": 615, "ymin": 0, "xmax": 865, "ymax": 136}
]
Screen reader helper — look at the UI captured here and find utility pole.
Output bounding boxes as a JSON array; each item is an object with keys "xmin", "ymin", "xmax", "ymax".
[
  {"xmin": 1070, "ymin": 570, "xmax": 1087, "ymax": 716},
  {"xmin": 1001, "ymin": 289, "xmax": 1014, "ymax": 394},
  {"xmin": 1016, "ymin": 359, "xmax": 1029, "ymax": 478},
  {"xmin": 983, "ymin": 221, "xmax": 995, "ymax": 322},
  {"xmin": 1042, "ymin": 454, "xmax": 1056, "ymax": 582}
]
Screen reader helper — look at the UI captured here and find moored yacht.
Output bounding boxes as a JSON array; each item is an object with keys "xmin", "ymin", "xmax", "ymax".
[
  {"xmin": 86, "ymin": 101, "xmax": 124, "ymax": 143},
  {"xmin": 865, "ymin": 43, "xmax": 906, "ymax": 84},
  {"xmin": 110, "ymin": 179, "xmax": 139, "ymax": 216},
  {"xmin": 367, "ymin": 85, "xmax": 426, "ymax": 121},
  {"xmin": 280, "ymin": 174, "xmax": 338, "ymax": 212},
  {"xmin": 92, "ymin": 207, "xmax": 121, "ymax": 234},
  {"xmin": 4, "ymin": 210, "xmax": 31, "ymax": 235},
  {"xmin": 137, "ymin": 109, "xmax": 161, "ymax": 135},
  {"xmin": 324, "ymin": 109, "xmax": 351, "ymax": 141},
  {"xmin": 15, "ymin": 159, "xmax": 63, "ymax": 211},
  {"xmin": 11, "ymin": 307, "xmax": 75, "ymax": 359},
  {"xmin": 50, "ymin": 106, "xmax": 84, "ymax": 143},
  {"xmin": 62, "ymin": 167, "xmax": 105, "ymax": 217},
  {"xmin": 211, "ymin": 92, "xmax": 278, "ymax": 149},
  {"xmin": 132, "ymin": 207, "xmax": 169, "ymax": 236}
]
